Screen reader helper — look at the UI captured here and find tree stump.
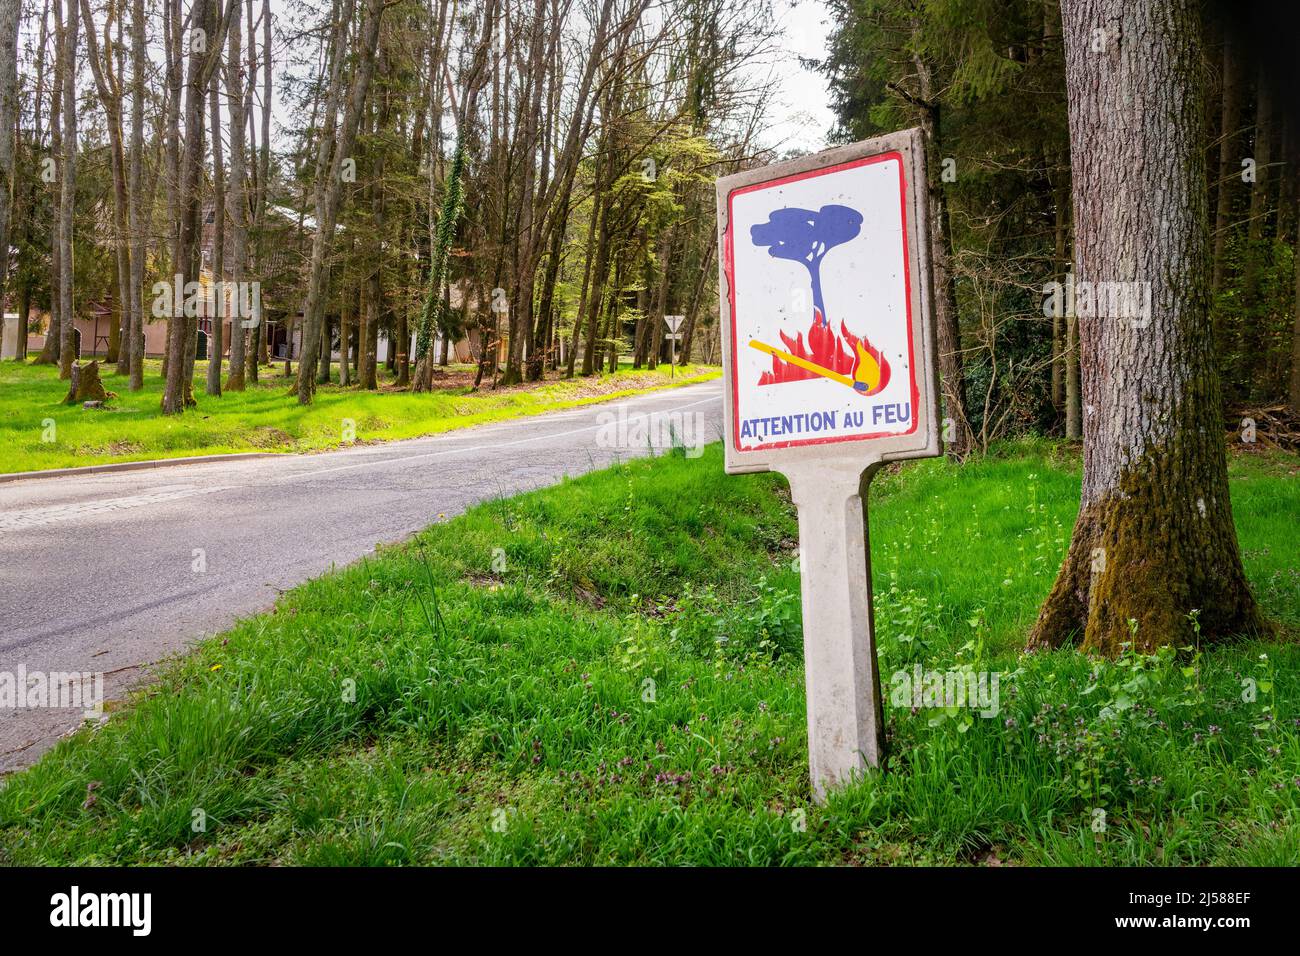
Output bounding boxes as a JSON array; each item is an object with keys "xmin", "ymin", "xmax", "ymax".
[{"xmin": 63, "ymin": 361, "xmax": 110, "ymax": 405}]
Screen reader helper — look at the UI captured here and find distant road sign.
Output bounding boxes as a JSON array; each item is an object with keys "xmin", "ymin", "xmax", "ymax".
[{"xmin": 664, "ymin": 314, "xmax": 684, "ymax": 333}]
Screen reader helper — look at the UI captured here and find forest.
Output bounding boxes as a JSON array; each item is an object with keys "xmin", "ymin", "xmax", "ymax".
[
  {"xmin": 0, "ymin": 0, "xmax": 780, "ymax": 408},
  {"xmin": 0, "ymin": 0, "xmax": 1295, "ymax": 435}
]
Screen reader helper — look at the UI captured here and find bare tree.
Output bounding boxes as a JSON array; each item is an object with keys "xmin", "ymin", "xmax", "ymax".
[
  {"xmin": 79, "ymin": 0, "xmax": 133, "ymax": 374},
  {"xmin": 57, "ymin": 0, "xmax": 78, "ymax": 380},
  {"xmin": 293, "ymin": 0, "xmax": 386, "ymax": 404},
  {"xmin": 223, "ymin": 0, "xmax": 249, "ymax": 389},
  {"xmin": 0, "ymin": 0, "xmax": 20, "ymax": 362},
  {"xmin": 127, "ymin": 0, "xmax": 146, "ymax": 388},
  {"xmin": 32, "ymin": 0, "xmax": 62, "ymax": 367},
  {"xmin": 205, "ymin": 50, "xmax": 225, "ymax": 395},
  {"xmin": 161, "ymin": 0, "xmax": 235, "ymax": 413}
]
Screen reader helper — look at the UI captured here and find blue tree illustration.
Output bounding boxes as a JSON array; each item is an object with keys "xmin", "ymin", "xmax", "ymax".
[{"xmin": 750, "ymin": 205, "xmax": 863, "ymax": 327}]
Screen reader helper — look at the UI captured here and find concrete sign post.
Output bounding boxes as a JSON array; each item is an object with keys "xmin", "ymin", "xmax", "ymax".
[{"xmin": 716, "ymin": 129, "xmax": 941, "ymax": 801}]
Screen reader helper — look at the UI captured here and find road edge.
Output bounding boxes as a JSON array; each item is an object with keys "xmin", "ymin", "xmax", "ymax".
[
  {"xmin": 0, "ymin": 452, "xmax": 280, "ymax": 484},
  {"xmin": 0, "ymin": 373, "xmax": 723, "ymax": 485}
]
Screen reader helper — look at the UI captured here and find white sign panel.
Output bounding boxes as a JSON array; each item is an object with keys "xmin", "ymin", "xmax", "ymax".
[
  {"xmin": 719, "ymin": 130, "xmax": 939, "ymax": 475},
  {"xmin": 728, "ymin": 153, "xmax": 917, "ymax": 451}
]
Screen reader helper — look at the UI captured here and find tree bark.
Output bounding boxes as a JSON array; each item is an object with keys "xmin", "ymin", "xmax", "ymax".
[
  {"xmin": 245, "ymin": 0, "xmax": 270, "ymax": 385},
  {"xmin": 1290, "ymin": 195, "xmax": 1300, "ymax": 413},
  {"xmin": 205, "ymin": 61, "xmax": 225, "ymax": 396},
  {"xmin": 1237, "ymin": 64, "xmax": 1274, "ymax": 399},
  {"xmin": 14, "ymin": 0, "xmax": 51, "ymax": 364},
  {"xmin": 223, "ymin": 0, "xmax": 249, "ymax": 390},
  {"xmin": 338, "ymin": 294, "xmax": 352, "ymax": 386},
  {"xmin": 1030, "ymin": 0, "xmax": 1262, "ymax": 654},
  {"xmin": 1050, "ymin": 166, "xmax": 1068, "ymax": 415},
  {"xmin": 128, "ymin": 0, "xmax": 146, "ymax": 388},
  {"xmin": 1064, "ymin": 309, "xmax": 1080, "ymax": 439},
  {"xmin": 162, "ymin": 0, "xmax": 234, "ymax": 412},
  {"xmin": 57, "ymin": 0, "xmax": 79, "ymax": 380},
  {"xmin": 34, "ymin": 5, "xmax": 62, "ymax": 368},
  {"xmin": 77, "ymin": 0, "xmax": 132, "ymax": 375},
  {"xmin": 1210, "ymin": 30, "xmax": 1243, "ymax": 301},
  {"xmin": 908, "ymin": 40, "xmax": 973, "ymax": 457},
  {"xmin": 0, "ymin": 0, "xmax": 20, "ymax": 362}
]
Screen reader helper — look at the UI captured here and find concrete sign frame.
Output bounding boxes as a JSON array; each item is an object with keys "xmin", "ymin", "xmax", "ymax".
[{"xmin": 716, "ymin": 128, "xmax": 941, "ymax": 800}]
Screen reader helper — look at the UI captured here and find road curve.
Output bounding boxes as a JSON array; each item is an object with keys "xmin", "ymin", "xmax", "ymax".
[{"xmin": 0, "ymin": 381, "xmax": 724, "ymax": 773}]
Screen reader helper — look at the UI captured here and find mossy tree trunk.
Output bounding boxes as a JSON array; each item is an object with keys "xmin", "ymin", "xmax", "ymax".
[
  {"xmin": 64, "ymin": 360, "xmax": 109, "ymax": 404},
  {"xmin": 1030, "ymin": 0, "xmax": 1262, "ymax": 655}
]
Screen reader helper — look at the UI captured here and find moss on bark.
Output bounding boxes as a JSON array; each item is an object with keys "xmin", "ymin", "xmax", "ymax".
[
  {"xmin": 62, "ymin": 361, "xmax": 110, "ymax": 405},
  {"xmin": 1030, "ymin": 440, "xmax": 1265, "ymax": 655}
]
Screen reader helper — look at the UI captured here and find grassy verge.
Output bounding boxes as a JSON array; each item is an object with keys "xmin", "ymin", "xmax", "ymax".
[
  {"xmin": 0, "ymin": 358, "xmax": 720, "ymax": 474},
  {"xmin": 0, "ymin": 441, "xmax": 1296, "ymax": 865}
]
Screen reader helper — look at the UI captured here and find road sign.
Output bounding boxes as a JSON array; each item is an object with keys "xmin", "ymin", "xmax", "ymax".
[
  {"xmin": 716, "ymin": 128, "xmax": 941, "ymax": 800},
  {"xmin": 663, "ymin": 315, "xmax": 685, "ymax": 375}
]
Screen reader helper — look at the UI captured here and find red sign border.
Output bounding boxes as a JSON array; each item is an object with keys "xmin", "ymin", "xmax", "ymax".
[{"xmin": 724, "ymin": 150, "xmax": 921, "ymax": 453}]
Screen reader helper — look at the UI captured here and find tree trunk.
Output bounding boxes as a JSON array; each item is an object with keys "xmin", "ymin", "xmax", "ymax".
[
  {"xmin": 1030, "ymin": 0, "xmax": 1262, "ymax": 654},
  {"xmin": 910, "ymin": 43, "xmax": 973, "ymax": 457},
  {"xmin": 359, "ymin": 280, "xmax": 378, "ymax": 390},
  {"xmin": 678, "ymin": 241, "xmax": 714, "ymax": 365},
  {"xmin": 244, "ymin": 0, "xmax": 270, "ymax": 386},
  {"xmin": 530, "ymin": 198, "xmax": 568, "ymax": 380},
  {"xmin": 205, "ymin": 63, "xmax": 225, "ymax": 396},
  {"xmin": 1050, "ymin": 169, "xmax": 1068, "ymax": 416},
  {"xmin": 580, "ymin": 217, "xmax": 612, "ymax": 375},
  {"xmin": 566, "ymin": 150, "xmax": 603, "ymax": 377},
  {"xmin": 223, "ymin": 0, "xmax": 249, "ymax": 390},
  {"xmin": 35, "ymin": 12, "xmax": 64, "ymax": 370},
  {"xmin": 0, "ymin": 0, "xmax": 19, "ymax": 359},
  {"xmin": 57, "ymin": 0, "xmax": 78, "ymax": 381},
  {"xmin": 1237, "ymin": 65, "xmax": 1274, "ymax": 399},
  {"xmin": 1064, "ymin": 309, "xmax": 1080, "ymax": 439},
  {"xmin": 1210, "ymin": 30, "xmax": 1243, "ymax": 301},
  {"xmin": 17, "ymin": 279, "xmax": 30, "ymax": 359},
  {"xmin": 128, "ymin": 0, "xmax": 146, "ymax": 389},
  {"xmin": 1290, "ymin": 196, "xmax": 1300, "ymax": 413},
  {"xmin": 395, "ymin": 303, "xmax": 409, "ymax": 386},
  {"xmin": 317, "ymin": 316, "xmax": 331, "ymax": 384},
  {"xmin": 163, "ymin": 0, "xmax": 232, "ymax": 412},
  {"xmin": 101, "ymin": 0, "xmax": 131, "ymax": 376}
]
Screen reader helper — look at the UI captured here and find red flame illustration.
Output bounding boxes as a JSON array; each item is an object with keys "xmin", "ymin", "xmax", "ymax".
[{"xmin": 757, "ymin": 309, "xmax": 892, "ymax": 396}]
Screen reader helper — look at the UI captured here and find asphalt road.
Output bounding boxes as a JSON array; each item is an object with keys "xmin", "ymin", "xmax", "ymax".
[{"xmin": 0, "ymin": 380, "xmax": 724, "ymax": 773}]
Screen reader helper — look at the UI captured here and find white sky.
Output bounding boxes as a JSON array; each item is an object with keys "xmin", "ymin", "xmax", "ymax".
[
  {"xmin": 262, "ymin": 0, "xmax": 839, "ymax": 156},
  {"xmin": 761, "ymin": 0, "xmax": 838, "ymax": 154},
  {"xmin": 21, "ymin": 0, "xmax": 839, "ymax": 163}
]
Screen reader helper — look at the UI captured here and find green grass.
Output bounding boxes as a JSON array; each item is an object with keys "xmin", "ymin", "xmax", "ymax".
[
  {"xmin": 1, "ymin": 440, "xmax": 1296, "ymax": 865},
  {"xmin": 0, "ymin": 358, "xmax": 721, "ymax": 474}
]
